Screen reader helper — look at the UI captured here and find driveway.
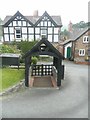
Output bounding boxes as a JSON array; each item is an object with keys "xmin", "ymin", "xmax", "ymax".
[{"xmin": 1, "ymin": 60, "xmax": 88, "ymax": 118}]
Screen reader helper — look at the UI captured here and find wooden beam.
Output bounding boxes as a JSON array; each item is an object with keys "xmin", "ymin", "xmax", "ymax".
[
  {"xmin": 56, "ymin": 59, "xmax": 62, "ymax": 87},
  {"xmin": 25, "ymin": 57, "xmax": 31, "ymax": 87}
]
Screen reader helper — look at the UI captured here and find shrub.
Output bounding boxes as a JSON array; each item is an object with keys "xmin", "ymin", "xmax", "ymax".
[
  {"xmin": 0, "ymin": 44, "xmax": 20, "ymax": 53},
  {"xmin": 0, "ymin": 45, "xmax": 15, "ymax": 53},
  {"xmin": 31, "ymin": 57, "xmax": 38, "ymax": 64}
]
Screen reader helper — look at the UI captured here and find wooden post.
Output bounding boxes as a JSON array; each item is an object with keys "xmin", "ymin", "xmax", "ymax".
[
  {"xmin": 53, "ymin": 57, "xmax": 58, "ymax": 69},
  {"xmin": 57, "ymin": 59, "xmax": 62, "ymax": 87},
  {"xmin": 25, "ymin": 57, "xmax": 30, "ymax": 87},
  {"xmin": 34, "ymin": 27, "xmax": 35, "ymax": 41}
]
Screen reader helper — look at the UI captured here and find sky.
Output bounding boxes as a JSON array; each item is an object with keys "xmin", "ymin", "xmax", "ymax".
[{"xmin": 0, "ymin": 0, "xmax": 89, "ymax": 27}]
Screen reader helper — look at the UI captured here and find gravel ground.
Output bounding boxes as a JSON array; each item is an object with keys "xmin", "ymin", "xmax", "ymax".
[{"xmin": 0, "ymin": 60, "xmax": 88, "ymax": 118}]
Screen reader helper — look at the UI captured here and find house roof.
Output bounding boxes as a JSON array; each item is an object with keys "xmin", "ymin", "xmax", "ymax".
[
  {"xmin": 73, "ymin": 27, "xmax": 90, "ymax": 41},
  {"xmin": 2, "ymin": 11, "xmax": 62, "ymax": 26},
  {"xmin": 3, "ymin": 11, "xmax": 34, "ymax": 26},
  {"xmin": 23, "ymin": 37, "xmax": 64, "ymax": 59},
  {"xmin": 61, "ymin": 27, "xmax": 90, "ymax": 46}
]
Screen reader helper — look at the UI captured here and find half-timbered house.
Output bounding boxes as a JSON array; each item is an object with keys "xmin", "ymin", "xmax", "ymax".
[{"xmin": 2, "ymin": 11, "xmax": 62, "ymax": 43}]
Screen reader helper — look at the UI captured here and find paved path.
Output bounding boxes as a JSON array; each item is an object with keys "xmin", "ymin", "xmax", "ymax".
[{"xmin": 0, "ymin": 60, "xmax": 88, "ymax": 118}]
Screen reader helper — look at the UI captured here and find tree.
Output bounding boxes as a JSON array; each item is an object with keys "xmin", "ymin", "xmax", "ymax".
[
  {"xmin": 61, "ymin": 29, "xmax": 70, "ymax": 40},
  {"xmin": 72, "ymin": 21, "xmax": 88, "ymax": 30}
]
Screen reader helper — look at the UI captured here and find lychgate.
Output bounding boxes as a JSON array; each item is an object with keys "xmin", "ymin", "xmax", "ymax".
[{"xmin": 23, "ymin": 37, "xmax": 64, "ymax": 88}]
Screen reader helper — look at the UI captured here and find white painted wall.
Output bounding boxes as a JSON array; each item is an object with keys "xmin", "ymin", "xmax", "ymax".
[{"xmin": 64, "ymin": 42, "xmax": 72, "ymax": 58}]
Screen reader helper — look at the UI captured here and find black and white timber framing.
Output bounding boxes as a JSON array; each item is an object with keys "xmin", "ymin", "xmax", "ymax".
[{"xmin": 2, "ymin": 11, "xmax": 62, "ymax": 43}]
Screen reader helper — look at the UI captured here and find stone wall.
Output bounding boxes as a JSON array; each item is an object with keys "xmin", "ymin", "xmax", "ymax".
[{"xmin": 74, "ymin": 30, "xmax": 89, "ymax": 63}]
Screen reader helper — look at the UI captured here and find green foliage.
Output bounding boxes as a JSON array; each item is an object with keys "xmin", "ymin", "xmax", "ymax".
[
  {"xmin": 31, "ymin": 57, "xmax": 38, "ymax": 64},
  {"xmin": 72, "ymin": 21, "xmax": 88, "ymax": 29},
  {"xmin": 0, "ymin": 45, "xmax": 15, "ymax": 53},
  {"xmin": 17, "ymin": 41, "xmax": 38, "ymax": 54},
  {"xmin": 61, "ymin": 29, "xmax": 70, "ymax": 40},
  {"xmin": 0, "ymin": 44, "xmax": 20, "ymax": 53}
]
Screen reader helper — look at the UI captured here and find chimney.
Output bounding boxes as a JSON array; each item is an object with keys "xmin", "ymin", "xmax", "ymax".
[
  {"xmin": 68, "ymin": 21, "xmax": 73, "ymax": 32},
  {"xmin": 33, "ymin": 10, "xmax": 38, "ymax": 17}
]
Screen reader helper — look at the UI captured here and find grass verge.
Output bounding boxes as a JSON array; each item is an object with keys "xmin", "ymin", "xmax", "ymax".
[{"xmin": 0, "ymin": 68, "xmax": 25, "ymax": 92}]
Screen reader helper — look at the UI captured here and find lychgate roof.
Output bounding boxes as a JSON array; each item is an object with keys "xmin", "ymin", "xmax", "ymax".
[{"xmin": 23, "ymin": 38, "xmax": 64, "ymax": 59}]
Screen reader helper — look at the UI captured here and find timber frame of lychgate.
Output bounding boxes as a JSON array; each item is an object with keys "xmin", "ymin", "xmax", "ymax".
[{"xmin": 23, "ymin": 37, "xmax": 64, "ymax": 87}]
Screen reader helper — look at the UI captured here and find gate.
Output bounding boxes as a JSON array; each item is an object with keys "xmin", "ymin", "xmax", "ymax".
[{"xmin": 31, "ymin": 64, "xmax": 53, "ymax": 76}]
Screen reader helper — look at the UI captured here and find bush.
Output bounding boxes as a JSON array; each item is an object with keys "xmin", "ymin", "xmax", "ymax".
[
  {"xmin": 31, "ymin": 57, "xmax": 38, "ymax": 64},
  {"xmin": 0, "ymin": 44, "xmax": 20, "ymax": 53},
  {"xmin": 0, "ymin": 45, "xmax": 15, "ymax": 53}
]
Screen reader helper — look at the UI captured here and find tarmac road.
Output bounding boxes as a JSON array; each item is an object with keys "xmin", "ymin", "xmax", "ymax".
[{"xmin": 1, "ymin": 60, "xmax": 88, "ymax": 118}]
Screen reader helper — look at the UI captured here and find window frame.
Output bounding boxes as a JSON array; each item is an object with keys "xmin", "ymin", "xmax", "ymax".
[
  {"xmin": 83, "ymin": 36, "xmax": 89, "ymax": 43},
  {"xmin": 15, "ymin": 28, "xmax": 21, "ymax": 39},
  {"xmin": 79, "ymin": 49, "xmax": 85, "ymax": 56}
]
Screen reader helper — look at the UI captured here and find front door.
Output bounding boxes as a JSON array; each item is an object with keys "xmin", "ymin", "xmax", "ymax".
[{"xmin": 67, "ymin": 47, "xmax": 71, "ymax": 59}]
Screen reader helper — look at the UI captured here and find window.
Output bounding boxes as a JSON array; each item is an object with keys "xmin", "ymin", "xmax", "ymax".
[
  {"xmin": 54, "ymin": 28, "xmax": 59, "ymax": 34},
  {"xmin": 35, "ymin": 28, "xmax": 40, "ymax": 34},
  {"xmin": 23, "ymin": 21, "xmax": 26, "ymax": 26},
  {"xmin": 35, "ymin": 35, "xmax": 40, "ymax": 40},
  {"xmin": 22, "ymin": 28, "xmax": 27, "ymax": 33},
  {"xmin": 18, "ymin": 21, "xmax": 21, "ymax": 26},
  {"xmin": 48, "ymin": 28, "xmax": 52, "ymax": 34},
  {"xmin": 44, "ymin": 21, "xmax": 47, "ymax": 26},
  {"xmin": 48, "ymin": 35, "xmax": 52, "ymax": 42},
  {"xmin": 10, "ymin": 35, "xmax": 14, "ymax": 41},
  {"xmin": 83, "ymin": 36, "xmax": 89, "ymax": 43},
  {"xmin": 41, "ymin": 21, "xmax": 43, "ymax": 26},
  {"xmin": 29, "ymin": 35, "xmax": 34, "ymax": 41},
  {"xmin": 10, "ymin": 28, "xmax": 14, "ymax": 33},
  {"xmin": 15, "ymin": 28, "xmax": 21, "ymax": 39},
  {"xmin": 54, "ymin": 35, "xmax": 58, "ymax": 42},
  {"xmin": 79, "ymin": 49, "xmax": 85, "ymax": 56},
  {"xmin": 28, "ymin": 28, "xmax": 34, "ymax": 33},
  {"xmin": 41, "ymin": 27, "xmax": 47, "ymax": 36},
  {"xmin": 48, "ymin": 21, "xmax": 51, "ymax": 26},
  {"xmin": 13, "ymin": 21, "xmax": 16, "ymax": 26},
  {"xmin": 4, "ymin": 28, "xmax": 8, "ymax": 33}
]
